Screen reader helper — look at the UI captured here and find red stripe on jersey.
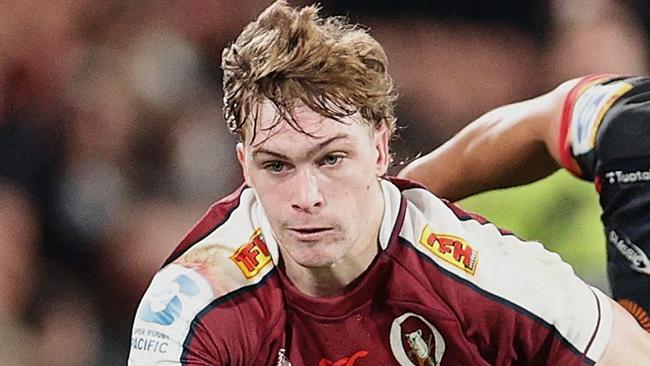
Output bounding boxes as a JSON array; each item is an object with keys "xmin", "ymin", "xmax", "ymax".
[
  {"xmin": 163, "ymin": 183, "xmax": 247, "ymax": 267},
  {"xmin": 594, "ymin": 176, "xmax": 602, "ymax": 193},
  {"xmin": 557, "ymin": 74, "xmax": 618, "ymax": 178}
]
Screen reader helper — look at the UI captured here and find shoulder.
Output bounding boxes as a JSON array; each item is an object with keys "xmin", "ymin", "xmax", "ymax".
[
  {"xmin": 129, "ymin": 264, "xmax": 218, "ymax": 362},
  {"xmin": 392, "ymin": 180, "xmax": 612, "ymax": 362},
  {"xmin": 395, "ymin": 181, "xmax": 516, "ymax": 280},
  {"xmin": 129, "ymin": 185, "xmax": 281, "ymax": 364},
  {"xmin": 164, "ymin": 184, "xmax": 277, "ymax": 292},
  {"xmin": 396, "ymin": 179, "xmax": 585, "ymax": 295},
  {"xmin": 160, "ymin": 184, "xmax": 277, "ymax": 292}
]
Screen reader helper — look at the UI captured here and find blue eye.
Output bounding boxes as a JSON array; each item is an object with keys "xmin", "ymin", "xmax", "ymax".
[
  {"xmin": 265, "ymin": 161, "xmax": 285, "ymax": 173},
  {"xmin": 322, "ymin": 154, "xmax": 342, "ymax": 166}
]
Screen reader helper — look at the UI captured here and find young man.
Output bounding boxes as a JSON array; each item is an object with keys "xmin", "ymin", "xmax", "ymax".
[
  {"xmin": 399, "ymin": 74, "xmax": 650, "ymax": 333},
  {"xmin": 129, "ymin": 3, "xmax": 650, "ymax": 365}
]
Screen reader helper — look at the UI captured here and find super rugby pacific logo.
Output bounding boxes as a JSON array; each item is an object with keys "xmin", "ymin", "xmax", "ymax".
[
  {"xmin": 139, "ymin": 274, "xmax": 200, "ymax": 326},
  {"xmin": 390, "ymin": 312, "xmax": 445, "ymax": 366}
]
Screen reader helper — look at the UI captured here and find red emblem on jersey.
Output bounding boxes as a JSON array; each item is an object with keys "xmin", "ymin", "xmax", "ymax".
[
  {"xmin": 230, "ymin": 229, "xmax": 272, "ymax": 278},
  {"xmin": 419, "ymin": 225, "xmax": 478, "ymax": 275},
  {"xmin": 319, "ymin": 350, "xmax": 368, "ymax": 366}
]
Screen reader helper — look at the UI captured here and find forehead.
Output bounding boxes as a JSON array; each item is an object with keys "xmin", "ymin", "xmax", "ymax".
[{"xmin": 245, "ymin": 102, "xmax": 372, "ymax": 149}]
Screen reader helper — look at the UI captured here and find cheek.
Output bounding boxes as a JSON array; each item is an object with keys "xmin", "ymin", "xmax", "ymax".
[
  {"xmin": 257, "ymin": 191, "xmax": 285, "ymax": 215},
  {"xmin": 249, "ymin": 178, "xmax": 287, "ymax": 216},
  {"xmin": 334, "ymin": 179, "xmax": 374, "ymax": 210}
]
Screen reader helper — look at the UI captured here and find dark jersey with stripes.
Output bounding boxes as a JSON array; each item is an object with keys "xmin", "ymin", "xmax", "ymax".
[{"xmin": 559, "ymin": 75, "xmax": 650, "ymax": 330}]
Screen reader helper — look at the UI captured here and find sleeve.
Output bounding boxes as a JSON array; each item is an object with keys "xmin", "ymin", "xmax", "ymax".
[
  {"xmin": 557, "ymin": 74, "xmax": 633, "ymax": 180},
  {"xmin": 128, "ymin": 264, "xmax": 224, "ymax": 365},
  {"xmin": 402, "ymin": 190, "xmax": 615, "ymax": 365},
  {"xmin": 449, "ymin": 209, "xmax": 613, "ymax": 364}
]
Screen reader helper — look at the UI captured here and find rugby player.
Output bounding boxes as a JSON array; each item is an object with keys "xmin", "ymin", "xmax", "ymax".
[{"xmin": 129, "ymin": 2, "xmax": 650, "ymax": 364}]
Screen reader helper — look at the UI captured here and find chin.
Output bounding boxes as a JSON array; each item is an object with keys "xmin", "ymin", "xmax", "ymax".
[
  {"xmin": 283, "ymin": 243, "xmax": 341, "ymax": 268},
  {"xmin": 293, "ymin": 250, "xmax": 338, "ymax": 268}
]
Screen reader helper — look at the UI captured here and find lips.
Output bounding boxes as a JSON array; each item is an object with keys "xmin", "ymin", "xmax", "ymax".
[{"xmin": 287, "ymin": 227, "xmax": 332, "ymax": 242}]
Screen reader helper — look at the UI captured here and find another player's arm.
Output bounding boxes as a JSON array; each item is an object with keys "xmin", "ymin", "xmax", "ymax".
[
  {"xmin": 398, "ymin": 79, "xmax": 580, "ymax": 201},
  {"xmin": 597, "ymin": 299, "xmax": 650, "ymax": 365}
]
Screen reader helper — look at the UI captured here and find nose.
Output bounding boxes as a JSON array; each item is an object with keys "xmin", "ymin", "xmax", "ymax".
[{"xmin": 290, "ymin": 168, "xmax": 324, "ymax": 213}]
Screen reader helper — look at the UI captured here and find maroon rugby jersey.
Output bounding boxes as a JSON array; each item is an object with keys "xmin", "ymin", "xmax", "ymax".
[{"xmin": 129, "ymin": 179, "xmax": 612, "ymax": 365}]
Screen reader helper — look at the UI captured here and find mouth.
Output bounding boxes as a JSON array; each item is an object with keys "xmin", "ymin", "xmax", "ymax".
[{"xmin": 287, "ymin": 227, "xmax": 332, "ymax": 242}]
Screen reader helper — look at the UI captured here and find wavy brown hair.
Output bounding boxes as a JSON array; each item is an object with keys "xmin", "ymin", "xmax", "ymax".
[{"xmin": 221, "ymin": 0, "xmax": 397, "ymax": 144}]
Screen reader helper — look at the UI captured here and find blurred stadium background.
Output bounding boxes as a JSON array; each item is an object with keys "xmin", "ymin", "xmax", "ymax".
[{"xmin": 1, "ymin": 0, "xmax": 648, "ymax": 364}]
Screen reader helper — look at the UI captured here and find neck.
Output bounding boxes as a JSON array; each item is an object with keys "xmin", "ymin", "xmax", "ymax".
[
  {"xmin": 283, "ymin": 240, "xmax": 379, "ymax": 297},
  {"xmin": 282, "ymin": 181, "xmax": 385, "ymax": 297}
]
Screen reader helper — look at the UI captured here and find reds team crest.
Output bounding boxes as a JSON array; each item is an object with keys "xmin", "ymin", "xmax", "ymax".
[{"xmin": 390, "ymin": 312, "xmax": 446, "ymax": 366}]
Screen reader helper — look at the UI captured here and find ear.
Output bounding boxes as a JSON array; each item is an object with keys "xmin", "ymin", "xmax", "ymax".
[
  {"xmin": 374, "ymin": 124, "xmax": 390, "ymax": 176},
  {"xmin": 236, "ymin": 143, "xmax": 251, "ymax": 186}
]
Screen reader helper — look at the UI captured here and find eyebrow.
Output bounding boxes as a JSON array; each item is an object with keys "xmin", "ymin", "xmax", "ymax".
[{"xmin": 251, "ymin": 133, "xmax": 351, "ymax": 161}]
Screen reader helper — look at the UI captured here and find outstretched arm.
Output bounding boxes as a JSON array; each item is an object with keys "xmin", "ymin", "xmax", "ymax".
[{"xmin": 398, "ymin": 79, "xmax": 580, "ymax": 201}]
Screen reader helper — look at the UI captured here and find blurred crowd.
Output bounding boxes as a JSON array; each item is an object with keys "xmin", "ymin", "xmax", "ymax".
[{"xmin": 0, "ymin": 0, "xmax": 648, "ymax": 364}]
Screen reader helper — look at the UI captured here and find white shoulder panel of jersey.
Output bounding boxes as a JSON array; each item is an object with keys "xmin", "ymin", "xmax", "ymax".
[
  {"xmin": 128, "ymin": 264, "xmax": 216, "ymax": 365},
  {"xmin": 175, "ymin": 188, "xmax": 276, "ymax": 298},
  {"xmin": 400, "ymin": 187, "xmax": 612, "ymax": 362},
  {"xmin": 569, "ymin": 80, "xmax": 633, "ymax": 156},
  {"xmin": 129, "ymin": 188, "xmax": 278, "ymax": 365}
]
